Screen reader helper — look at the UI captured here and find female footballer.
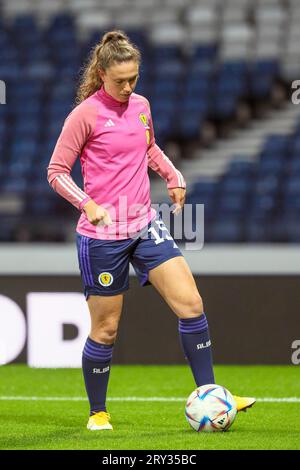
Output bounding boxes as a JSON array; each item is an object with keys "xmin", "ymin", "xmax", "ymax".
[{"xmin": 47, "ymin": 30, "xmax": 255, "ymax": 430}]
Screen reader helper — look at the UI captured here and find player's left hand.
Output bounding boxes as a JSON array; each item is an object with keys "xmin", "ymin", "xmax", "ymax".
[{"xmin": 168, "ymin": 187, "xmax": 186, "ymax": 215}]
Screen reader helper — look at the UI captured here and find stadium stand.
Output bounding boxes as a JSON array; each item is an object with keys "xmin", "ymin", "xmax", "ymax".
[{"xmin": 0, "ymin": 0, "xmax": 299, "ymax": 242}]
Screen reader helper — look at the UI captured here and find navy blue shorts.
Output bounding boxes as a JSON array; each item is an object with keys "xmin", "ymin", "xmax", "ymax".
[{"xmin": 76, "ymin": 214, "xmax": 183, "ymax": 298}]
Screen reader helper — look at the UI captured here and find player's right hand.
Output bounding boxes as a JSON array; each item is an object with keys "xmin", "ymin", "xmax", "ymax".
[{"xmin": 83, "ymin": 200, "xmax": 112, "ymax": 226}]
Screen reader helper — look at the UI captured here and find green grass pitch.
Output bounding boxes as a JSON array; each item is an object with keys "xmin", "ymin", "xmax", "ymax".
[{"xmin": 0, "ymin": 365, "xmax": 299, "ymax": 450}]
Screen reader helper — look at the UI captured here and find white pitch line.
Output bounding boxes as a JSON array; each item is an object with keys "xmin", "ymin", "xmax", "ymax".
[
  {"xmin": 0, "ymin": 396, "xmax": 299, "ymax": 403},
  {"xmin": 256, "ymin": 398, "xmax": 300, "ymax": 403}
]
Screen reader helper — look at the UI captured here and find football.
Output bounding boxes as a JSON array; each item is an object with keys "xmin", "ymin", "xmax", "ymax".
[{"xmin": 185, "ymin": 384, "xmax": 237, "ymax": 432}]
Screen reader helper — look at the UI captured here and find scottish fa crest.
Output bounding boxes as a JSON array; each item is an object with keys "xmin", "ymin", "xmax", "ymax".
[
  {"xmin": 98, "ymin": 272, "xmax": 113, "ymax": 287},
  {"xmin": 139, "ymin": 113, "xmax": 150, "ymax": 144},
  {"xmin": 139, "ymin": 113, "xmax": 148, "ymax": 127}
]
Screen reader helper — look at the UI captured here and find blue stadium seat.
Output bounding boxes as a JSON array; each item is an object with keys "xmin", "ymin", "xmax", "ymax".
[
  {"xmin": 192, "ymin": 44, "xmax": 217, "ymax": 61},
  {"xmin": 284, "ymin": 217, "xmax": 300, "ymax": 243},
  {"xmin": 11, "ymin": 139, "xmax": 38, "ymax": 159},
  {"xmin": 12, "ymin": 79, "xmax": 44, "ymax": 96},
  {"xmin": 152, "ymin": 115, "xmax": 173, "ymax": 138},
  {"xmin": 151, "ymin": 46, "xmax": 181, "ymax": 62},
  {"xmin": 255, "ymin": 175, "xmax": 281, "ymax": 195},
  {"xmin": 134, "ymin": 80, "xmax": 148, "ymax": 96},
  {"xmin": 151, "ymin": 98, "xmax": 177, "ymax": 116},
  {"xmin": 181, "ymin": 97, "xmax": 209, "ymax": 114},
  {"xmin": 258, "ymin": 157, "xmax": 284, "ymax": 175},
  {"xmin": 7, "ymin": 156, "xmax": 34, "ymax": 177},
  {"xmin": 221, "ymin": 177, "xmax": 252, "ymax": 194},
  {"xmin": 0, "ymin": 47, "xmax": 18, "ymax": 62},
  {"xmin": 187, "ymin": 181, "xmax": 217, "ymax": 218},
  {"xmin": 0, "ymin": 29, "xmax": 10, "ymax": 46},
  {"xmin": 48, "ymin": 29, "xmax": 77, "ymax": 44},
  {"xmin": 48, "ymin": 13, "xmax": 75, "ymax": 30},
  {"xmin": 0, "ymin": 64, "xmax": 20, "ymax": 79},
  {"xmin": 10, "ymin": 92, "xmax": 43, "ymax": 109},
  {"xmin": 252, "ymin": 60, "xmax": 279, "ymax": 77},
  {"xmin": 249, "ymin": 60, "xmax": 279, "ymax": 98},
  {"xmin": 244, "ymin": 217, "xmax": 269, "ymax": 242},
  {"xmin": 262, "ymin": 135, "xmax": 289, "ymax": 154},
  {"xmin": 25, "ymin": 62, "xmax": 54, "ymax": 79},
  {"xmin": 188, "ymin": 62, "xmax": 214, "ymax": 79},
  {"xmin": 31, "ymin": 169, "xmax": 53, "ymax": 193},
  {"xmin": 13, "ymin": 14, "xmax": 37, "ymax": 31},
  {"xmin": 285, "ymin": 176, "xmax": 300, "ymax": 195},
  {"xmin": 2, "ymin": 176, "xmax": 29, "ymax": 193},
  {"xmin": 124, "ymin": 30, "xmax": 148, "ymax": 49},
  {"xmin": 212, "ymin": 95, "xmax": 238, "ymax": 119},
  {"xmin": 152, "ymin": 79, "xmax": 180, "ymax": 96},
  {"xmin": 0, "ymin": 217, "xmax": 20, "ymax": 241},
  {"xmin": 153, "ymin": 60, "xmax": 184, "ymax": 79},
  {"xmin": 0, "ymin": 120, "xmax": 6, "ymax": 137},
  {"xmin": 48, "ymin": 101, "xmax": 73, "ymax": 119},
  {"xmin": 250, "ymin": 76, "xmax": 273, "ymax": 98},
  {"xmin": 218, "ymin": 194, "xmax": 247, "ymax": 215},
  {"xmin": 24, "ymin": 46, "xmax": 49, "ymax": 63},
  {"xmin": 251, "ymin": 194, "xmax": 277, "ymax": 215},
  {"xmin": 216, "ymin": 76, "xmax": 246, "ymax": 97},
  {"xmin": 194, "ymin": 196, "xmax": 215, "ymax": 219},
  {"xmin": 191, "ymin": 180, "xmax": 217, "ymax": 194},
  {"xmin": 46, "ymin": 122, "xmax": 65, "ymax": 140},
  {"xmin": 291, "ymin": 136, "xmax": 300, "ymax": 153},
  {"xmin": 284, "ymin": 194, "xmax": 300, "ymax": 211},
  {"xmin": 287, "ymin": 158, "xmax": 300, "ymax": 174},
  {"xmin": 210, "ymin": 217, "xmax": 243, "ymax": 242},
  {"xmin": 227, "ymin": 159, "xmax": 256, "ymax": 177},
  {"xmin": 14, "ymin": 121, "xmax": 40, "ymax": 138},
  {"xmin": 220, "ymin": 61, "xmax": 248, "ymax": 76},
  {"xmin": 27, "ymin": 195, "xmax": 57, "ymax": 215},
  {"xmin": 177, "ymin": 113, "xmax": 203, "ymax": 139}
]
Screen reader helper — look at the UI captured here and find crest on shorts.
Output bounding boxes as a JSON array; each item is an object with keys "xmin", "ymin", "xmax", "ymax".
[{"xmin": 98, "ymin": 272, "xmax": 113, "ymax": 287}]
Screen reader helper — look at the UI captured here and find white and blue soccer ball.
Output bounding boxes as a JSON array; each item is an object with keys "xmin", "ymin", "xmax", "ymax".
[{"xmin": 185, "ymin": 384, "xmax": 237, "ymax": 432}]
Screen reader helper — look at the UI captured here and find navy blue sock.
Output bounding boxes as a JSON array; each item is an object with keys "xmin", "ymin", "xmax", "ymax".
[
  {"xmin": 82, "ymin": 337, "xmax": 113, "ymax": 415},
  {"xmin": 179, "ymin": 314, "xmax": 215, "ymax": 387}
]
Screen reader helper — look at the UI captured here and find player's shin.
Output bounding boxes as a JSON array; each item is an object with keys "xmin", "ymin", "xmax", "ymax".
[
  {"xmin": 179, "ymin": 314, "xmax": 215, "ymax": 386},
  {"xmin": 82, "ymin": 337, "xmax": 113, "ymax": 415}
]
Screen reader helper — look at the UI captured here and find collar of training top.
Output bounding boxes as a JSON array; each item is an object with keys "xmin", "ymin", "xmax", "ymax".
[{"xmin": 97, "ymin": 85, "xmax": 130, "ymax": 108}]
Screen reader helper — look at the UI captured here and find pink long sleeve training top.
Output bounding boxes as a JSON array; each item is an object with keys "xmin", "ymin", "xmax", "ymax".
[{"xmin": 47, "ymin": 85, "xmax": 185, "ymax": 239}]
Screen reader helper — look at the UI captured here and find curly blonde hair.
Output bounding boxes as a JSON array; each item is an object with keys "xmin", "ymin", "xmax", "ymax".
[{"xmin": 76, "ymin": 30, "xmax": 141, "ymax": 104}]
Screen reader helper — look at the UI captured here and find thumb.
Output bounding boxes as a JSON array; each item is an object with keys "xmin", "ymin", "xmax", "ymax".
[
  {"xmin": 171, "ymin": 191, "xmax": 182, "ymax": 215},
  {"xmin": 172, "ymin": 203, "xmax": 181, "ymax": 215},
  {"xmin": 103, "ymin": 211, "xmax": 112, "ymax": 225}
]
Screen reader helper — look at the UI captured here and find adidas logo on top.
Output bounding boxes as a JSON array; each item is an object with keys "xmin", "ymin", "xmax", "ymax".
[{"xmin": 104, "ymin": 119, "xmax": 115, "ymax": 127}]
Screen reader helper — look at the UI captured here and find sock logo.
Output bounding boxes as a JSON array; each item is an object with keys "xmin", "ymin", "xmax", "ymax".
[
  {"xmin": 197, "ymin": 340, "xmax": 211, "ymax": 350},
  {"xmin": 93, "ymin": 366, "xmax": 110, "ymax": 374}
]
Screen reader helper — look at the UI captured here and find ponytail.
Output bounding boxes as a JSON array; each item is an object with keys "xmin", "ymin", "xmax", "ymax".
[{"xmin": 76, "ymin": 30, "xmax": 141, "ymax": 104}]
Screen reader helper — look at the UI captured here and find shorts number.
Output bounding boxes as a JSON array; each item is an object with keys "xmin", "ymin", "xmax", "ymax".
[{"xmin": 148, "ymin": 220, "xmax": 178, "ymax": 248}]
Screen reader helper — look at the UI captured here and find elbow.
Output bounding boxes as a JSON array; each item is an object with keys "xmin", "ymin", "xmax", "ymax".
[
  {"xmin": 47, "ymin": 163, "xmax": 69, "ymax": 189},
  {"xmin": 47, "ymin": 165, "xmax": 61, "ymax": 191},
  {"xmin": 47, "ymin": 166, "xmax": 55, "ymax": 188},
  {"xmin": 47, "ymin": 166, "xmax": 51, "ymax": 184}
]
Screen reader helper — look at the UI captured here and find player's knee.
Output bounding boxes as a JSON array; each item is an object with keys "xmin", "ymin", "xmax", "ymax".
[
  {"xmin": 91, "ymin": 321, "xmax": 118, "ymax": 344},
  {"xmin": 176, "ymin": 293, "xmax": 204, "ymax": 319},
  {"xmin": 187, "ymin": 293, "xmax": 204, "ymax": 317}
]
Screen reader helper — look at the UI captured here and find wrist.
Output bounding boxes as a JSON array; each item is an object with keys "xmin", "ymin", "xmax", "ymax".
[{"xmin": 82, "ymin": 199, "xmax": 95, "ymax": 213}]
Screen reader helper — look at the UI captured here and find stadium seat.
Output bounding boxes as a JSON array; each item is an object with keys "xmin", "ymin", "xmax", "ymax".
[{"xmin": 210, "ymin": 217, "xmax": 243, "ymax": 242}]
